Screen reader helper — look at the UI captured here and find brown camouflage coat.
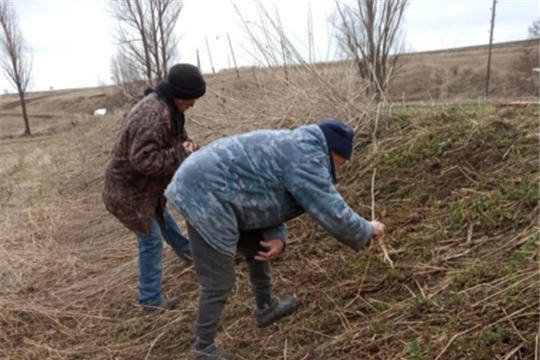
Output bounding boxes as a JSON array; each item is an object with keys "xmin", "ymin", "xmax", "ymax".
[{"xmin": 102, "ymin": 94, "xmax": 190, "ymax": 235}]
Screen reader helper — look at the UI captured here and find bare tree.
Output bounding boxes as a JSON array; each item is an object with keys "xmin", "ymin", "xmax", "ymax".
[
  {"xmin": 108, "ymin": 0, "xmax": 183, "ymax": 89},
  {"xmin": 110, "ymin": 51, "xmax": 146, "ymax": 102},
  {"xmin": 331, "ymin": 0, "xmax": 409, "ymax": 100},
  {"xmin": 231, "ymin": 1, "xmax": 305, "ymax": 84},
  {"xmin": 528, "ymin": 19, "xmax": 540, "ymax": 39},
  {"xmin": 0, "ymin": 1, "xmax": 33, "ymax": 136}
]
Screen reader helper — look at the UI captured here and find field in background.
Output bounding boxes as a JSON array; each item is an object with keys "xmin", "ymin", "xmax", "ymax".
[
  {"xmin": 0, "ymin": 40, "xmax": 539, "ymax": 359},
  {"xmin": 0, "ymin": 39, "xmax": 538, "ymax": 119}
]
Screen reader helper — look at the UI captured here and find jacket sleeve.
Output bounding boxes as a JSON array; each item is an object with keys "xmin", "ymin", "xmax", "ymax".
[
  {"xmin": 283, "ymin": 155, "xmax": 374, "ymax": 251},
  {"xmin": 128, "ymin": 118, "xmax": 186, "ymax": 177},
  {"xmin": 261, "ymin": 223, "xmax": 288, "ymax": 243}
]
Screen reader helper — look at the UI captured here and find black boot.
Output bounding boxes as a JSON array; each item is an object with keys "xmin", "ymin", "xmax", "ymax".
[
  {"xmin": 254, "ymin": 296, "xmax": 300, "ymax": 327},
  {"xmin": 191, "ymin": 342, "xmax": 234, "ymax": 360}
]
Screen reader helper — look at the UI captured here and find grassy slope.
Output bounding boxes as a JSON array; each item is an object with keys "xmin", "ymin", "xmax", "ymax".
[{"xmin": 0, "ymin": 97, "xmax": 537, "ymax": 359}]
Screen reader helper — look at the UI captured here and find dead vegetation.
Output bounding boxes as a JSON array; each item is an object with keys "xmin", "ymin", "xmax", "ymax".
[
  {"xmin": 0, "ymin": 39, "xmax": 537, "ymax": 125},
  {"xmin": 389, "ymin": 40, "xmax": 539, "ymax": 102},
  {"xmin": 0, "ymin": 61, "xmax": 538, "ymax": 360}
]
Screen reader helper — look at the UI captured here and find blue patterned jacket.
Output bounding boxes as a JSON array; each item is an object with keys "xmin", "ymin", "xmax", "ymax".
[{"xmin": 164, "ymin": 124, "xmax": 374, "ymax": 256}]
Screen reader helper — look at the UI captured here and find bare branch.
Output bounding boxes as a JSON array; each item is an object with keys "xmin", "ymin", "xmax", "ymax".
[
  {"xmin": 331, "ymin": 0, "xmax": 408, "ymax": 99},
  {"xmin": 529, "ymin": 19, "xmax": 540, "ymax": 39},
  {"xmin": 108, "ymin": 0, "xmax": 183, "ymax": 90}
]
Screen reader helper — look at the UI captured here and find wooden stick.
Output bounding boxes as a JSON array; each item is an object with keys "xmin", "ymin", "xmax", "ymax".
[
  {"xmin": 501, "ymin": 344, "xmax": 524, "ymax": 360},
  {"xmin": 344, "ymin": 253, "xmax": 372, "ymax": 310},
  {"xmin": 371, "ymin": 168, "xmax": 394, "ymax": 268},
  {"xmin": 500, "ymin": 306, "xmax": 529, "ymax": 344},
  {"xmin": 435, "ymin": 325, "xmax": 481, "ymax": 360},
  {"xmin": 371, "ymin": 168, "xmax": 376, "ymax": 220},
  {"xmin": 535, "ymin": 332, "xmax": 538, "ymax": 360},
  {"xmin": 372, "ymin": 103, "xmax": 381, "ymax": 153}
]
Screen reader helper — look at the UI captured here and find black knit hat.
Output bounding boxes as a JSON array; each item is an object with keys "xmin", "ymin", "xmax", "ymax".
[
  {"xmin": 318, "ymin": 119, "xmax": 354, "ymax": 160},
  {"xmin": 165, "ymin": 63, "xmax": 206, "ymax": 100}
]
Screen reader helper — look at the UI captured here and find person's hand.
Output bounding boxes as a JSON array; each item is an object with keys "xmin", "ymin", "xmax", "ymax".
[
  {"xmin": 370, "ymin": 220, "xmax": 385, "ymax": 237},
  {"xmin": 254, "ymin": 239, "xmax": 285, "ymax": 262},
  {"xmin": 183, "ymin": 141, "xmax": 195, "ymax": 156}
]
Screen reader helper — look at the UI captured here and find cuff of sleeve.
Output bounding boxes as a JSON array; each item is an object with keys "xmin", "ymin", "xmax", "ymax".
[
  {"xmin": 262, "ymin": 229, "xmax": 288, "ymax": 254},
  {"xmin": 364, "ymin": 220, "xmax": 375, "ymax": 247},
  {"xmin": 262, "ymin": 225, "xmax": 287, "ymax": 243},
  {"xmin": 350, "ymin": 219, "xmax": 374, "ymax": 251},
  {"xmin": 262, "ymin": 231, "xmax": 287, "ymax": 244}
]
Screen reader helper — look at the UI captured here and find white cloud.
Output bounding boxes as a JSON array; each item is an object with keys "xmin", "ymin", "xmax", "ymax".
[{"xmin": 0, "ymin": 0, "xmax": 537, "ymax": 94}]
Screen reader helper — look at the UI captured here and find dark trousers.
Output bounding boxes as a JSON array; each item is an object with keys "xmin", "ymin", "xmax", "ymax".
[{"xmin": 186, "ymin": 223, "xmax": 272, "ymax": 346}]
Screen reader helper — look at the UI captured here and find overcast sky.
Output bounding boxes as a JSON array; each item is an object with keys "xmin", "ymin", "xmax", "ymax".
[{"xmin": 0, "ymin": 0, "xmax": 538, "ymax": 94}]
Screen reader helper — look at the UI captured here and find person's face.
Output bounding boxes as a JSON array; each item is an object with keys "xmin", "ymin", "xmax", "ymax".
[
  {"xmin": 175, "ymin": 98, "xmax": 196, "ymax": 113},
  {"xmin": 331, "ymin": 152, "xmax": 348, "ymax": 170}
]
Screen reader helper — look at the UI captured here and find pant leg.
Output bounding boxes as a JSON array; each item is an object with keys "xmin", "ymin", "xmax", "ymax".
[
  {"xmin": 159, "ymin": 207, "xmax": 191, "ymax": 259},
  {"xmin": 237, "ymin": 230, "xmax": 273, "ymax": 307},
  {"xmin": 136, "ymin": 218, "xmax": 164, "ymax": 306},
  {"xmin": 187, "ymin": 222, "xmax": 236, "ymax": 346}
]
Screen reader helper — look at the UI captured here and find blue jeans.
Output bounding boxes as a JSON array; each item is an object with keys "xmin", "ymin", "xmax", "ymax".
[{"xmin": 136, "ymin": 207, "xmax": 191, "ymax": 306}]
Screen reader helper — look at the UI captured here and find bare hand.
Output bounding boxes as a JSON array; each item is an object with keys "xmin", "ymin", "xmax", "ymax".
[
  {"xmin": 183, "ymin": 141, "xmax": 195, "ymax": 156},
  {"xmin": 370, "ymin": 220, "xmax": 385, "ymax": 237},
  {"xmin": 254, "ymin": 239, "xmax": 285, "ymax": 262}
]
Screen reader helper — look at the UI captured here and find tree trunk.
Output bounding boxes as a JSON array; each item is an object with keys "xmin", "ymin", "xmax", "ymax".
[
  {"xmin": 18, "ymin": 87, "xmax": 31, "ymax": 136},
  {"xmin": 148, "ymin": 0, "xmax": 162, "ymax": 82},
  {"xmin": 133, "ymin": 0, "xmax": 153, "ymax": 84},
  {"xmin": 158, "ymin": 2, "xmax": 168, "ymax": 79}
]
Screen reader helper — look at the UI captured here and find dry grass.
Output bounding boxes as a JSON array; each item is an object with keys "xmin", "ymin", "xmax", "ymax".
[
  {"xmin": 0, "ymin": 39, "xmax": 538, "ymax": 119},
  {"xmin": 390, "ymin": 39, "xmax": 539, "ymax": 102},
  {"xmin": 0, "ymin": 86, "xmax": 127, "ymax": 116},
  {"xmin": 0, "ymin": 63, "xmax": 538, "ymax": 360}
]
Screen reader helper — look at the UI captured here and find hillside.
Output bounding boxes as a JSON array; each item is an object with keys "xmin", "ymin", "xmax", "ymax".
[
  {"xmin": 0, "ymin": 39, "xmax": 538, "ymax": 121},
  {"xmin": 0, "ymin": 40, "xmax": 539, "ymax": 360}
]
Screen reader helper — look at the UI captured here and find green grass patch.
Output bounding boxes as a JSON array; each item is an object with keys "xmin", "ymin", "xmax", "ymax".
[
  {"xmin": 451, "ymin": 260, "xmax": 507, "ymax": 291},
  {"xmin": 505, "ymin": 233, "xmax": 539, "ymax": 271},
  {"xmin": 406, "ymin": 337, "xmax": 423, "ymax": 360}
]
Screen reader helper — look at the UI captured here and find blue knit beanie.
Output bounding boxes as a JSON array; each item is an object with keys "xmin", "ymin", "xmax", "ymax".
[{"xmin": 318, "ymin": 119, "xmax": 354, "ymax": 160}]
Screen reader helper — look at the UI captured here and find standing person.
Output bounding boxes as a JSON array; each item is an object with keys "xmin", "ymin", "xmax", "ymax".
[
  {"xmin": 102, "ymin": 63, "xmax": 206, "ymax": 311},
  {"xmin": 165, "ymin": 119, "xmax": 386, "ymax": 359}
]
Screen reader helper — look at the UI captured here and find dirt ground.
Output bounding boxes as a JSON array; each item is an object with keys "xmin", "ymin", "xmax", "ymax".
[{"xmin": 0, "ymin": 40, "xmax": 538, "ymax": 360}]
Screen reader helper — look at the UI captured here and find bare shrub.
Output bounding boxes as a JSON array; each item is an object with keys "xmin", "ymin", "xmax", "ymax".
[
  {"xmin": 528, "ymin": 19, "xmax": 540, "ymax": 39},
  {"xmin": 110, "ymin": 51, "xmax": 147, "ymax": 101},
  {"xmin": 331, "ymin": 0, "xmax": 409, "ymax": 100},
  {"xmin": 231, "ymin": 1, "xmax": 380, "ymax": 133}
]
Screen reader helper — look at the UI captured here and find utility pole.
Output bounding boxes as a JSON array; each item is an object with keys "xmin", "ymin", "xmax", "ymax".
[
  {"xmin": 196, "ymin": 48, "xmax": 201, "ymax": 70},
  {"xmin": 205, "ymin": 36, "xmax": 215, "ymax": 74},
  {"xmin": 308, "ymin": 2, "xmax": 314, "ymax": 63},
  {"xmin": 227, "ymin": 32, "xmax": 239, "ymax": 78},
  {"xmin": 485, "ymin": 0, "xmax": 497, "ymax": 98}
]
